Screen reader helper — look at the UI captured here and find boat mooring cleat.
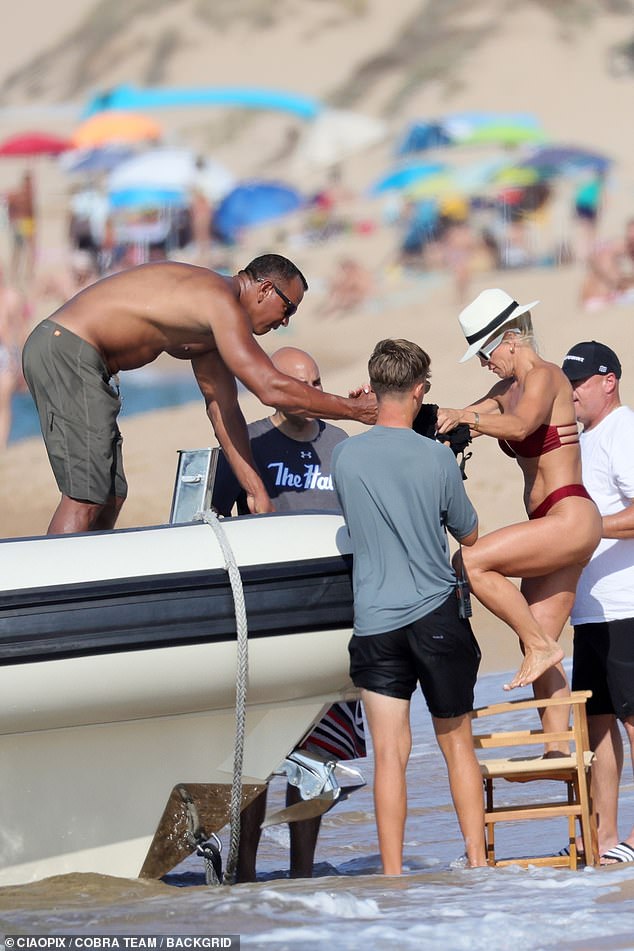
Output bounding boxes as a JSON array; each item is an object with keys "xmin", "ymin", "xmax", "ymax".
[{"xmin": 261, "ymin": 748, "xmax": 366, "ymax": 828}]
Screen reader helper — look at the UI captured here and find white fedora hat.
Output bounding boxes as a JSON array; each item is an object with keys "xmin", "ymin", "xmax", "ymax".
[{"xmin": 458, "ymin": 288, "xmax": 540, "ymax": 363}]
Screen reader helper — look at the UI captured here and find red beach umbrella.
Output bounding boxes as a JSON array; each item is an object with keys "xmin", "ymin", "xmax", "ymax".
[{"xmin": 0, "ymin": 131, "xmax": 72, "ymax": 157}]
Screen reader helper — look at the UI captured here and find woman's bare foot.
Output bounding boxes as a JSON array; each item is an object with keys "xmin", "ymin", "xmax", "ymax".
[{"xmin": 503, "ymin": 644, "xmax": 565, "ymax": 690}]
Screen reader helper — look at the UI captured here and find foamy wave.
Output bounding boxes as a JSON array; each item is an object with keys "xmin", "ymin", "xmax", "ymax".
[{"xmin": 255, "ymin": 886, "xmax": 380, "ymax": 918}]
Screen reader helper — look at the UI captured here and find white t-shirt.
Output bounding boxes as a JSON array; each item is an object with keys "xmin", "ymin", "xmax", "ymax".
[{"xmin": 571, "ymin": 405, "xmax": 634, "ymax": 624}]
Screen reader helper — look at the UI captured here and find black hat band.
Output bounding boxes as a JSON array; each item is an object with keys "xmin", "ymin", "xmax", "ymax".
[{"xmin": 465, "ymin": 300, "xmax": 519, "ymax": 346}]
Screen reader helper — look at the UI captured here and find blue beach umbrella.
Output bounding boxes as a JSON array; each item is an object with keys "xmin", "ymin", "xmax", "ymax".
[
  {"xmin": 108, "ymin": 186, "xmax": 187, "ymax": 209},
  {"xmin": 59, "ymin": 145, "xmax": 135, "ymax": 175},
  {"xmin": 518, "ymin": 145, "xmax": 612, "ymax": 178},
  {"xmin": 395, "ymin": 121, "xmax": 453, "ymax": 156},
  {"xmin": 214, "ymin": 181, "xmax": 305, "ymax": 242},
  {"xmin": 83, "ymin": 84, "xmax": 321, "ymax": 121},
  {"xmin": 369, "ymin": 162, "xmax": 448, "ymax": 195}
]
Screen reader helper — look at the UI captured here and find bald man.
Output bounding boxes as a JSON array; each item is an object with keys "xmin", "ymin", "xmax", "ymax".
[
  {"xmin": 212, "ymin": 347, "xmax": 366, "ymax": 882},
  {"xmin": 212, "ymin": 346, "xmax": 348, "ymax": 516},
  {"xmin": 21, "ymin": 255, "xmax": 375, "ymax": 535}
]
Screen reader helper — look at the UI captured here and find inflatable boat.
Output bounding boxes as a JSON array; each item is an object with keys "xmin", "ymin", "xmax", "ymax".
[{"xmin": 0, "ymin": 512, "xmax": 355, "ymax": 885}]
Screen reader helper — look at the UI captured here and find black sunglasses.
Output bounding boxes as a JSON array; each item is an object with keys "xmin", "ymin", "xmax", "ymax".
[
  {"xmin": 272, "ymin": 283, "xmax": 297, "ymax": 319},
  {"xmin": 258, "ymin": 279, "xmax": 297, "ymax": 319}
]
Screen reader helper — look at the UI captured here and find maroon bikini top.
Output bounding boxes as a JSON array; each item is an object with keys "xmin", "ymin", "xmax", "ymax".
[{"xmin": 498, "ymin": 422, "xmax": 578, "ymax": 459}]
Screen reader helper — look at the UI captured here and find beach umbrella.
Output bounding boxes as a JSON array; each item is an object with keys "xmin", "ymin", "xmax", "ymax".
[
  {"xmin": 214, "ymin": 181, "xmax": 305, "ymax": 242},
  {"xmin": 405, "ymin": 171, "xmax": 457, "ymax": 199},
  {"xmin": 107, "ymin": 148, "xmax": 235, "ymax": 201},
  {"xmin": 395, "ymin": 121, "xmax": 453, "ymax": 155},
  {"xmin": 493, "ymin": 166, "xmax": 542, "ymax": 187},
  {"xmin": 0, "ymin": 131, "xmax": 72, "ymax": 157},
  {"xmin": 518, "ymin": 145, "xmax": 612, "ymax": 177},
  {"xmin": 108, "ymin": 186, "xmax": 188, "ymax": 210},
  {"xmin": 59, "ymin": 145, "xmax": 135, "ymax": 175},
  {"xmin": 71, "ymin": 111, "xmax": 162, "ymax": 149},
  {"xmin": 406, "ymin": 158, "xmax": 510, "ymax": 198},
  {"xmin": 295, "ymin": 108, "xmax": 388, "ymax": 167},
  {"xmin": 442, "ymin": 111, "xmax": 543, "ymax": 142},
  {"xmin": 83, "ymin": 83, "xmax": 320, "ymax": 121},
  {"xmin": 459, "ymin": 123, "xmax": 547, "ymax": 147},
  {"xmin": 369, "ymin": 161, "xmax": 448, "ymax": 195}
]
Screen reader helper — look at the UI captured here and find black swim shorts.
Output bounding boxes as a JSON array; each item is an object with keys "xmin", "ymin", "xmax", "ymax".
[
  {"xmin": 572, "ymin": 619, "xmax": 634, "ymax": 720},
  {"xmin": 348, "ymin": 593, "xmax": 481, "ymax": 719},
  {"xmin": 22, "ymin": 319, "xmax": 127, "ymax": 504}
]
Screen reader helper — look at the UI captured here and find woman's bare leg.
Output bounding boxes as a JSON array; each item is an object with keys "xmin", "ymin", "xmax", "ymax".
[
  {"xmin": 455, "ymin": 507, "xmax": 599, "ymax": 689},
  {"xmin": 522, "ymin": 571, "xmax": 579, "ymax": 752},
  {"xmin": 458, "ymin": 534, "xmax": 564, "ymax": 689}
]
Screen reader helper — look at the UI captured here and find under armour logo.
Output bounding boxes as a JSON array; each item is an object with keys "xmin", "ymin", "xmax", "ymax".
[{"xmin": 300, "ymin": 451, "xmax": 312, "ymax": 459}]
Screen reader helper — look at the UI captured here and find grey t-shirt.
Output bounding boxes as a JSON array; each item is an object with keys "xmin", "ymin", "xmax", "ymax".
[
  {"xmin": 332, "ymin": 425, "xmax": 477, "ymax": 636},
  {"xmin": 212, "ymin": 416, "xmax": 348, "ymax": 515}
]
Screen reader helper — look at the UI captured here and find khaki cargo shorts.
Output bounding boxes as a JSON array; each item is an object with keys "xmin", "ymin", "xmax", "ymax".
[{"xmin": 22, "ymin": 319, "xmax": 128, "ymax": 504}]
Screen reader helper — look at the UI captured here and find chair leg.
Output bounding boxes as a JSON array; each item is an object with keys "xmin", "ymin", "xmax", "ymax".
[
  {"xmin": 485, "ymin": 779, "xmax": 496, "ymax": 865},
  {"xmin": 577, "ymin": 771, "xmax": 600, "ymax": 867},
  {"xmin": 566, "ymin": 781, "xmax": 578, "ymax": 870}
]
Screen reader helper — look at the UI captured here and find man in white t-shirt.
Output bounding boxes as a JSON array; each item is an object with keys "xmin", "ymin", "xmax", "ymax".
[{"xmin": 562, "ymin": 341, "xmax": 634, "ymax": 864}]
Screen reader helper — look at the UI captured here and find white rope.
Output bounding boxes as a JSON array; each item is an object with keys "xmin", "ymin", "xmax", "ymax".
[{"xmin": 200, "ymin": 509, "xmax": 249, "ymax": 885}]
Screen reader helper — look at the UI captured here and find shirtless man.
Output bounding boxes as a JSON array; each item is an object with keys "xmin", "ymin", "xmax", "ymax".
[
  {"xmin": 22, "ymin": 254, "xmax": 375, "ymax": 535},
  {"xmin": 7, "ymin": 171, "xmax": 36, "ymax": 287}
]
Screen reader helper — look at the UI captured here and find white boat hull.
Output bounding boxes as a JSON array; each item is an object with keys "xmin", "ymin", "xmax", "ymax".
[{"xmin": 0, "ymin": 513, "xmax": 355, "ymax": 885}]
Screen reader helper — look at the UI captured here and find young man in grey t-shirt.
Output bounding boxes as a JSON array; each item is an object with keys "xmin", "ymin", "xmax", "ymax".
[
  {"xmin": 212, "ymin": 347, "xmax": 366, "ymax": 882},
  {"xmin": 333, "ymin": 338, "xmax": 486, "ymax": 872}
]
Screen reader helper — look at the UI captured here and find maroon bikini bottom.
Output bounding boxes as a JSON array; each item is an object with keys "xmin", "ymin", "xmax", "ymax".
[{"xmin": 529, "ymin": 484, "xmax": 592, "ymax": 520}]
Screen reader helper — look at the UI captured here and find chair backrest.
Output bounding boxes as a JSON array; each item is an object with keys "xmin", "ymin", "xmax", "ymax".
[{"xmin": 471, "ymin": 690, "xmax": 592, "ymax": 759}]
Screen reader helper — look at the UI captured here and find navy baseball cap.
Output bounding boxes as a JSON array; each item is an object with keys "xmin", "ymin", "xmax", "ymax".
[{"xmin": 561, "ymin": 341, "xmax": 622, "ymax": 381}]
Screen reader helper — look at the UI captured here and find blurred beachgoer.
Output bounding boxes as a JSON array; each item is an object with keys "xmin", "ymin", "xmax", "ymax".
[
  {"xmin": 68, "ymin": 186, "xmax": 109, "ymax": 272},
  {"xmin": 7, "ymin": 172, "xmax": 36, "ymax": 287},
  {"xmin": 436, "ymin": 290, "xmax": 602, "ymax": 727},
  {"xmin": 306, "ymin": 165, "xmax": 353, "ymax": 242},
  {"xmin": 561, "ymin": 341, "xmax": 634, "ymax": 864},
  {"xmin": 21, "ymin": 255, "xmax": 376, "ymax": 535},
  {"xmin": 580, "ymin": 218, "xmax": 634, "ymax": 311},
  {"xmin": 398, "ymin": 198, "xmax": 439, "ymax": 268},
  {"xmin": 0, "ymin": 311, "xmax": 14, "ymax": 449},
  {"xmin": 212, "ymin": 346, "xmax": 366, "ymax": 882},
  {"xmin": 573, "ymin": 170, "xmax": 606, "ymax": 263},
  {"xmin": 189, "ymin": 186, "xmax": 213, "ymax": 263},
  {"xmin": 37, "ymin": 250, "xmax": 100, "ymax": 305},
  {"xmin": 439, "ymin": 214, "xmax": 476, "ymax": 305},
  {"xmin": 333, "ymin": 338, "xmax": 485, "ymax": 873},
  {"xmin": 0, "ymin": 265, "xmax": 27, "ymax": 446},
  {"xmin": 323, "ymin": 256, "xmax": 374, "ymax": 317}
]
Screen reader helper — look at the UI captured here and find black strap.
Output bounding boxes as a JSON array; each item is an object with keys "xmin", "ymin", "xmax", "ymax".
[{"xmin": 464, "ymin": 301, "xmax": 518, "ymax": 345}]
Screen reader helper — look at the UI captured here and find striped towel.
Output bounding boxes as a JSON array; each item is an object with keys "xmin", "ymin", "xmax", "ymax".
[{"xmin": 302, "ymin": 700, "xmax": 366, "ymax": 761}]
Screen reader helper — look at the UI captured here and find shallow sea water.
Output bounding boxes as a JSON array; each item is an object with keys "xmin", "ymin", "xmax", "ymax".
[
  {"xmin": 9, "ymin": 368, "xmax": 203, "ymax": 444},
  {"xmin": 2, "ymin": 668, "xmax": 634, "ymax": 951}
]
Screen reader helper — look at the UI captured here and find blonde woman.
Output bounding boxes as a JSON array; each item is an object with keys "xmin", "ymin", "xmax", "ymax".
[{"xmin": 437, "ymin": 289, "xmax": 601, "ymax": 729}]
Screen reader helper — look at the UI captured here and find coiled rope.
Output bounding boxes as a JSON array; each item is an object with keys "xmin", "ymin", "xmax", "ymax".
[{"xmin": 200, "ymin": 509, "xmax": 249, "ymax": 885}]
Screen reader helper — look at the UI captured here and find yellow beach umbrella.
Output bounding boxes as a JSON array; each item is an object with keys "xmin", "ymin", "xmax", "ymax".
[{"xmin": 405, "ymin": 172, "xmax": 456, "ymax": 199}]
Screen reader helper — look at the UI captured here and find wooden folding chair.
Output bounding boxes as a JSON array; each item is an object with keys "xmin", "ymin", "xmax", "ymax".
[{"xmin": 471, "ymin": 690, "xmax": 599, "ymax": 869}]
